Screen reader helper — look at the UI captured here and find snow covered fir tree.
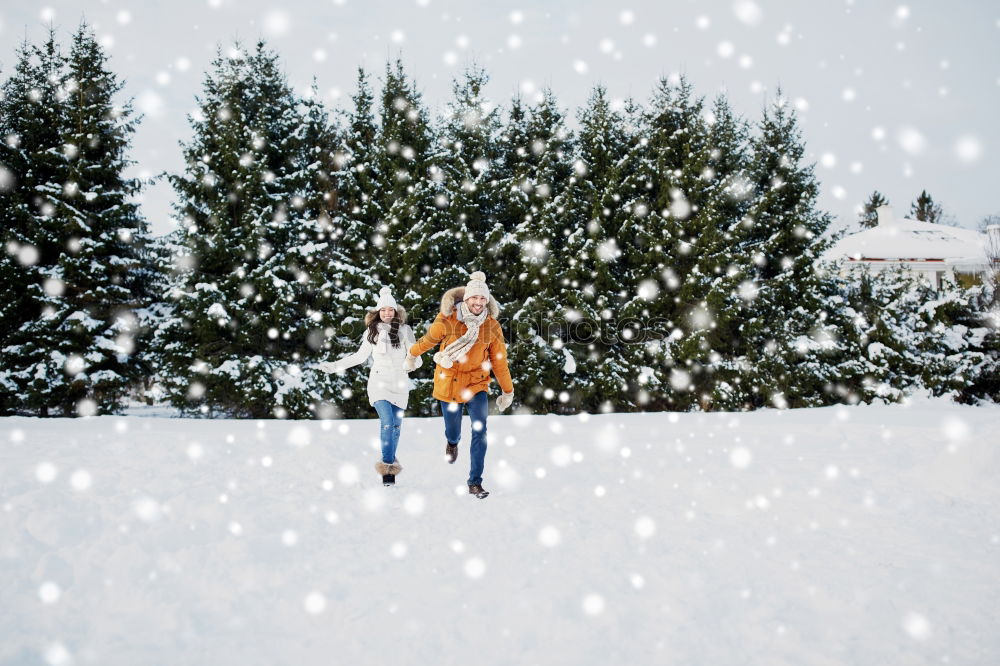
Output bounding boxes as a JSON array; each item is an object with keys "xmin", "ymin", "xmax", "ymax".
[
  {"xmin": 153, "ymin": 42, "xmax": 380, "ymax": 418},
  {"xmin": 0, "ymin": 26, "xmax": 156, "ymax": 416},
  {"xmin": 1, "ymin": 33, "xmax": 996, "ymax": 417}
]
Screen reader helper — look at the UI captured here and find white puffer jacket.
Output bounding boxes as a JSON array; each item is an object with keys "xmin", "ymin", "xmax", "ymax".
[{"xmin": 331, "ymin": 322, "xmax": 421, "ymax": 409}]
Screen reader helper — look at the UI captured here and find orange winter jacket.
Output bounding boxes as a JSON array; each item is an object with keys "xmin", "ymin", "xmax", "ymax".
[{"xmin": 409, "ymin": 286, "xmax": 514, "ymax": 403}]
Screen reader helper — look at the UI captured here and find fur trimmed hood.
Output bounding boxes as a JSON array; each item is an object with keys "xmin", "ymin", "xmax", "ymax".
[
  {"xmin": 363, "ymin": 304, "xmax": 408, "ymax": 327},
  {"xmin": 440, "ymin": 286, "xmax": 500, "ymax": 319}
]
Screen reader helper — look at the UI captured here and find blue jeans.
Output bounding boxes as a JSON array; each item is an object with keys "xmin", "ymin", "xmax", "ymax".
[
  {"xmin": 372, "ymin": 400, "xmax": 404, "ymax": 465},
  {"xmin": 439, "ymin": 390, "xmax": 488, "ymax": 486}
]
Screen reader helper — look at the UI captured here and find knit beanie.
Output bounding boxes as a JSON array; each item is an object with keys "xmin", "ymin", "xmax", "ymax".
[
  {"xmin": 464, "ymin": 271, "xmax": 490, "ymax": 300},
  {"xmin": 374, "ymin": 286, "xmax": 398, "ymax": 310}
]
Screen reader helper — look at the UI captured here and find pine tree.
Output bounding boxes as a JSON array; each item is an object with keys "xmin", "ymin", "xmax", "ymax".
[
  {"xmin": 909, "ymin": 189, "xmax": 944, "ymax": 224},
  {"xmin": 493, "ymin": 95, "xmax": 532, "ymax": 220},
  {"xmin": 321, "ymin": 68, "xmax": 394, "ymax": 417},
  {"xmin": 488, "ymin": 95, "xmax": 533, "ymax": 297},
  {"xmin": 334, "ymin": 68, "xmax": 382, "ymax": 261},
  {"xmin": 738, "ymin": 93, "xmax": 872, "ymax": 409},
  {"xmin": 501, "ymin": 89, "xmax": 579, "ymax": 413},
  {"xmin": 555, "ymin": 86, "xmax": 633, "ymax": 413},
  {"xmin": 668, "ymin": 95, "xmax": 758, "ymax": 411},
  {"xmin": 156, "ymin": 42, "xmax": 355, "ymax": 418},
  {"xmin": 607, "ymin": 77, "xmax": 737, "ymax": 411},
  {"xmin": 0, "ymin": 26, "xmax": 152, "ymax": 416},
  {"xmin": 859, "ymin": 190, "xmax": 889, "ymax": 229},
  {"xmin": 448, "ymin": 67, "xmax": 508, "ymax": 300},
  {"xmin": 440, "ymin": 66, "xmax": 501, "ymax": 237},
  {"xmin": 0, "ymin": 39, "xmax": 59, "ymax": 414},
  {"xmin": 376, "ymin": 60, "xmax": 435, "ymax": 286},
  {"xmin": 397, "ymin": 65, "xmax": 498, "ymax": 307},
  {"xmin": 954, "ymin": 288, "xmax": 1000, "ymax": 404}
]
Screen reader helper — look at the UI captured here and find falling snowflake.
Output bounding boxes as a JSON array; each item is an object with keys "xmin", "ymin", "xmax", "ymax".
[
  {"xmin": 304, "ymin": 592, "xmax": 327, "ymax": 614},
  {"xmin": 582, "ymin": 594, "xmax": 606, "ymax": 615},
  {"xmin": 538, "ymin": 525, "xmax": 561, "ymax": 547},
  {"xmin": 464, "ymin": 557, "xmax": 486, "ymax": 579}
]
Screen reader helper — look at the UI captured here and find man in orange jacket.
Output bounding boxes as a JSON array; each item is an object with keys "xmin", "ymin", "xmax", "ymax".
[{"xmin": 405, "ymin": 271, "xmax": 514, "ymax": 499}]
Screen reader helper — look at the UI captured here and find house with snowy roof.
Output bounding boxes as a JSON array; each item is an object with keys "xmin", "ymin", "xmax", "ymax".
[{"xmin": 826, "ymin": 206, "xmax": 995, "ymax": 288}]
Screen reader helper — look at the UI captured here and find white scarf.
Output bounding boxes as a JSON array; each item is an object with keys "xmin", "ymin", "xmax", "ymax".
[
  {"xmin": 374, "ymin": 322, "xmax": 396, "ymax": 354},
  {"xmin": 433, "ymin": 301, "xmax": 489, "ymax": 368}
]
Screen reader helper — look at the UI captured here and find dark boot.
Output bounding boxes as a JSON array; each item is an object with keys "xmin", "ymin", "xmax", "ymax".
[
  {"xmin": 445, "ymin": 442, "xmax": 458, "ymax": 464},
  {"xmin": 376, "ymin": 460, "xmax": 401, "ymax": 486},
  {"xmin": 468, "ymin": 484, "xmax": 489, "ymax": 499}
]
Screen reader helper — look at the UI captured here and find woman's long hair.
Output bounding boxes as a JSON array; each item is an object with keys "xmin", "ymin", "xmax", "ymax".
[{"xmin": 364, "ymin": 305, "xmax": 407, "ymax": 348}]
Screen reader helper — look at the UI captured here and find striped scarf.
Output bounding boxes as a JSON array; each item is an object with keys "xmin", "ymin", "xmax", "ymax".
[{"xmin": 433, "ymin": 301, "xmax": 489, "ymax": 368}]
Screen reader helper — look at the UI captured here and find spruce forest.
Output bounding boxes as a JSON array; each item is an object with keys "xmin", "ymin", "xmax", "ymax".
[{"xmin": 1, "ymin": 30, "xmax": 997, "ymax": 418}]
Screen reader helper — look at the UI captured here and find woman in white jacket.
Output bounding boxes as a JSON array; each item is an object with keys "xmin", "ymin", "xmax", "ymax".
[{"xmin": 320, "ymin": 287, "xmax": 421, "ymax": 486}]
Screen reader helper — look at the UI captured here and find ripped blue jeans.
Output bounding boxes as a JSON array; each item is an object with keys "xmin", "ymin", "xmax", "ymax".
[{"xmin": 372, "ymin": 400, "xmax": 404, "ymax": 465}]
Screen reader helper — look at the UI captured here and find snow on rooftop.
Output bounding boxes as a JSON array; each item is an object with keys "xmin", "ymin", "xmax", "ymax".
[{"xmin": 828, "ymin": 206, "xmax": 989, "ymax": 271}]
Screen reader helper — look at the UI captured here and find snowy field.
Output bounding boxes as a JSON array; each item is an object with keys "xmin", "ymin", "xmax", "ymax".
[{"xmin": 2, "ymin": 396, "xmax": 999, "ymax": 666}]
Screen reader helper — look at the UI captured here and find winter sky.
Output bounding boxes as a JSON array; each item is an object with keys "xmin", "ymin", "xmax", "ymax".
[{"xmin": 2, "ymin": 0, "xmax": 998, "ymax": 237}]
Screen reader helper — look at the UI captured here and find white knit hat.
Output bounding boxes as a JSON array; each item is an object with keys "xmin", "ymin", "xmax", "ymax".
[
  {"xmin": 464, "ymin": 271, "xmax": 490, "ymax": 300},
  {"xmin": 374, "ymin": 286, "xmax": 398, "ymax": 310}
]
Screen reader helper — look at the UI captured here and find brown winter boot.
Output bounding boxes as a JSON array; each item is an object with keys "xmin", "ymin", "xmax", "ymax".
[
  {"xmin": 468, "ymin": 484, "xmax": 489, "ymax": 499},
  {"xmin": 445, "ymin": 442, "xmax": 458, "ymax": 464},
  {"xmin": 375, "ymin": 460, "xmax": 402, "ymax": 486}
]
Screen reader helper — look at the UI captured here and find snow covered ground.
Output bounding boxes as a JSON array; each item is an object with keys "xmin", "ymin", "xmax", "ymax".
[{"xmin": 2, "ymin": 396, "xmax": 999, "ymax": 666}]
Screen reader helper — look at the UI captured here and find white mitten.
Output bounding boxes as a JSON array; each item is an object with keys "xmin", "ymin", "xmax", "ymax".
[
  {"xmin": 403, "ymin": 354, "xmax": 420, "ymax": 372},
  {"xmin": 496, "ymin": 391, "xmax": 514, "ymax": 412},
  {"xmin": 433, "ymin": 351, "xmax": 454, "ymax": 368},
  {"xmin": 318, "ymin": 361, "xmax": 342, "ymax": 375}
]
